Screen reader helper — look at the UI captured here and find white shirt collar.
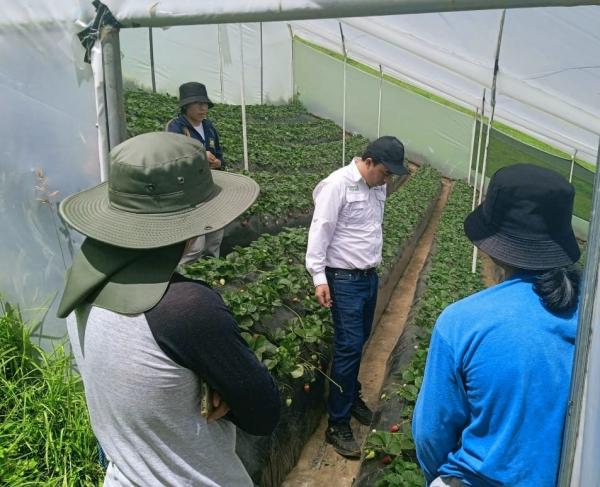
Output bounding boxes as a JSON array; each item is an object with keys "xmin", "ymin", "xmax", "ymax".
[{"xmin": 349, "ymin": 158, "xmax": 364, "ymax": 183}]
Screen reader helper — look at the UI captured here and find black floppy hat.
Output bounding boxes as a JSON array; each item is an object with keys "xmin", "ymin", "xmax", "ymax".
[
  {"xmin": 179, "ymin": 82, "xmax": 214, "ymax": 108},
  {"xmin": 363, "ymin": 136, "xmax": 409, "ymax": 176},
  {"xmin": 464, "ymin": 163, "xmax": 580, "ymax": 270}
]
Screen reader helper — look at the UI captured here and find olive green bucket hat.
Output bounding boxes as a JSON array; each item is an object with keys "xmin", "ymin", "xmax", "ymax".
[
  {"xmin": 57, "ymin": 132, "xmax": 258, "ymax": 318},
  {"xmin": 59, "ymin": 132, "xmax": 259, "ymax": 248}
]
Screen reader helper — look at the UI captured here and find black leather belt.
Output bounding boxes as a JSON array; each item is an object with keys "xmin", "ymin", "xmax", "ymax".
[{"xmin": 325, "ymin": 266, "xmax": 376, "ymax": 276}]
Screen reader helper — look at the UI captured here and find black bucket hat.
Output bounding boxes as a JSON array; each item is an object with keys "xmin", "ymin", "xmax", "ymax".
[
  {"xmin": 179, "ymin": 82, "xmax": 214, "ymax": 108},
  {"xmin": 464, "ymin": 163, "xmax": 580, "ymax": 270},
  {"xmin": 363, "ymin": 136, "xmax": 408, "ymax": 176}
]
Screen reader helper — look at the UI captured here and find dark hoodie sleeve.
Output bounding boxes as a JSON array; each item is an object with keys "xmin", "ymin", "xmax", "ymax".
[
  {"xmin": 165, "ymin": 116, "xmax": 183, "ymax": 134},
  {"xmin": 205, "ymin": 119, "xmax": 224, "ymax": 166},
  {"xmin": 145, "ymin": 275, "xmax": 280, "ymax": 436}
]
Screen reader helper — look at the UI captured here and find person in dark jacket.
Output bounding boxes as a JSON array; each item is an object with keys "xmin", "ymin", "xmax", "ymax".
[
  {"xmin": 413, "ymin": 164, "xmax": 581, "ymax": 487},
  {"xmin": 167, "ymin": 82, "xmax": 225, "ymax": 260},
  {"xmin": 167, "ymin": 81, "xmax": 223, "ymax": 168},
  {"xmin": 57, "ymin": 132, "xmax": 279, "ymax": 486}
]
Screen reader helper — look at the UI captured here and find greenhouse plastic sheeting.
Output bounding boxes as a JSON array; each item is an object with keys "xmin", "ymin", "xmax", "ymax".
[
  {"xmin": 0, "ymin": 8, "xmax": 100, "ymax": 348},
  {"xmin": 291, "ymin": 8, "xmax": 600, "ymax": 165},
  {"xmin": 294, "ymin": 40, "xmax": 474, "ymax": 179},
  {"xmin": 106, "ymin": 2, "xmax": 600, "ymax": 164},
  {"xmin": 482, "ymin": 127, "xmax": 594, "ymax": 220},
  {"xmin": 494, "ymin": 95, "xmax": 598, "ymax": 163},
  {"xmin": 120, "ymin": 22, "xmax": 292, "ymax": 104}
]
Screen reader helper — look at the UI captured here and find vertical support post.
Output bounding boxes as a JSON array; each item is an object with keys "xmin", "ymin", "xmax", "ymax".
[
  {"xmin": 339, "ymin": 22, "xmax": 347, "ymax": 166},
  {"xmin": 569, "ymin": 149, "xmax": 578, "ymax": 183},
  {"xmin": 287, "ymin": 24, "xmax": 295, "ymax": 102},
  {"xmin": 218, "ymin": 25, "xmax": 225, "ymax": 103},
  {"xmin": 472, "ymin": 9, "xmax": 506, "ymax": 274},
  {"xmin": 477, "ymin": 110, "xmax": 495, "ymax": 207},
  {"xmin": 239, "ymin": 24, "xmax": 249, "ymax": 172},
  {"xmin": 467, "ymin": 107, "xmax": 479, "ymax": 185},
  {"xmin": 149, "ymin": 27, "xmax": 156, "ymax": 93},
  {"xmin": 101, "ymin": 25, "xmax": 127, "ymax": 155},
  {"xmin": 260, "ymin": 22, "xmax": 264, "ymax": 105},
  {"xmin": 377, "ymin": 64, "xmax": 383, "ymax": 139},
  {"xmin": 558, "ymin": 136, "xmax": 600, "ymax": 486},
  {"xmin": 90, "ymin": 40, "xmax": 109, "ymax": 180},
  {"xmin": 471, "ymin": 89, "xmax": 486, "ymax": 211}
]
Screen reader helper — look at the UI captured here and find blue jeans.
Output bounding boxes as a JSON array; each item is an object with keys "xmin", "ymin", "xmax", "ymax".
[{"xmin": 326, "ymin": 267, "xmax": 378, "ymax": 424}]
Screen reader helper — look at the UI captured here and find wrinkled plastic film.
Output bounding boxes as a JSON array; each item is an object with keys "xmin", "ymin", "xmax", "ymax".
[{"xmin": 0, "ymin": 18, "xmax": 99, "ymax": 349}]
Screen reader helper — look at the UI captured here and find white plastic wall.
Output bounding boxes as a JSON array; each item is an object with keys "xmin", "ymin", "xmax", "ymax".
[
  {"xmin": 120, "ymin": 22, "xmax": 292, "ymax": 104},
  {"xmin": 291, "ymin": 9, "xmax": 600, "ymax": 165},
  {"xmin": 294, "ymin": 40, "xmax": 475, "ymax": 179},
  {"xmin": 0, "ymin": 5, "xmax": 100, "ymax": 347}
]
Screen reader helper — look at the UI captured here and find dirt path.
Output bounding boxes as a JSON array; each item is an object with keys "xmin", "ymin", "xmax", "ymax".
[{"xmin": 282, "ymin": 180, "xmax": 453, "ymax": 487}]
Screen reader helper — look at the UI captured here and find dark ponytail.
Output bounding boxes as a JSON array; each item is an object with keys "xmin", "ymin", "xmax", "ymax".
[{"xmin": 533, "ymin": 265, "xmax": 581, "ymax": 314}]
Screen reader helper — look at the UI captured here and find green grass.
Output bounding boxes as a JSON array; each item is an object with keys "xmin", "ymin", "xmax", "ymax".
[
  {"xmin": 0, "ymin": 300, "xmax": 103, "ymax": 485},
  {"xmin": 124, "ymin": 90, "xmax": 370, "ymax": 219},
  {"xmin": 474, "ymin": 124, "xmax": 593, "ymax": 220}
]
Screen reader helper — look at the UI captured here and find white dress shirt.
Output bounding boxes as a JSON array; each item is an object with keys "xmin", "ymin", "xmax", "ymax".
[{"xmin": 306, "ymin": 159, "xmax": 387, "ymax": 286}]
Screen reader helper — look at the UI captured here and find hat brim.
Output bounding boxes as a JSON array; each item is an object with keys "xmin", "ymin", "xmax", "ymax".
[
  {"xmin": 179, "ymin": 96, "xmax": 214, "ymax": 108},
  {"xmin": 464, "ymin": 205, "xmax": 580, "ymax": 270},
  {"xmin": 59, "ymin": 171, "xmax": 259, "ymax": 249},
  {"xmin": 57, "ymin": 239, "xmax": 185, "ymax": 318},
  {"xmin": 382, "ymin": 160, "xmax": 409, "ymax": 176}
]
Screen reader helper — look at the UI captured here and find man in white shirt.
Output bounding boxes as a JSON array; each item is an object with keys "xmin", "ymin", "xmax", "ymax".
[{"xmin": 306, "ymin": 136, "xmax": 408, "ymax": 458}]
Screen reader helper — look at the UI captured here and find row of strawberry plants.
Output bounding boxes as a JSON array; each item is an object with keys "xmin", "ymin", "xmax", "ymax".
[
  {"xmin": 0, "ymin": 165, "xmax": 442, "ymax": 485},
  {"xmin": 125, "ymin": 90, "xmax": 367, "ymax": 172},
  {"xmin": 125, "ymin": 91, "xmax": 369, "ymax": 222},
  {"xmin": 380, "ymin": 166, "xmax": 441, "ymax": 272},
  {"xmin": 361, "ymin": 180, "xmax": 485, "ymax": 487},
  {"xmin": 184, "ymin": 165, "xmax": 443, "ymax": 389}
]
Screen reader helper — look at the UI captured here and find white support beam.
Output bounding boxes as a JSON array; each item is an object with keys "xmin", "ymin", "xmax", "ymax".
[
  {"xmin": 110, "ymin": 1, "xmax": 600, "ymax": 28},
  {"xmin": 559, "ymin": 135, "xmax": 600, "ymax": 486}
]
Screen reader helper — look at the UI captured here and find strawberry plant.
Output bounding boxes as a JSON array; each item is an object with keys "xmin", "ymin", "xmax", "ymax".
[
  {"xmin": 362, "ymin": 181, "xmax": 485, "ymax": 486},
  {"xmin": 183, "ymin": 165, "xmax": 443, "ymax": 389},
  {"xmin": 124, "ymin": 90, "xmax": 369, "ymax": 220}
]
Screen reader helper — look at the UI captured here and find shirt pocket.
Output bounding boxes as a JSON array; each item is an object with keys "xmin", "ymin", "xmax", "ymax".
[{"xmin": 340, "ymin": 191, "xmax": 369, "ymax": 224}]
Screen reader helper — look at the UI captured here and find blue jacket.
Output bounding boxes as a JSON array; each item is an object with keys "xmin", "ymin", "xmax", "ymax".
[
  {"xmin": 413, "ymin": 274, "xmax": 578, "ymax": 487},
  {"xmin": 166, "ymin": 114, "xmax": 224, "ymax": 165}
]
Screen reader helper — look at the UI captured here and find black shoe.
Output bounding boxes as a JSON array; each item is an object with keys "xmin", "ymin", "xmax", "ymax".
[
  {"xmin": 325, "ymin": 423, "xmax": 361, "ymax": 458},
  {"xmin": 351, "ymin": 396, "xmax": 373, "ymax": 425}
]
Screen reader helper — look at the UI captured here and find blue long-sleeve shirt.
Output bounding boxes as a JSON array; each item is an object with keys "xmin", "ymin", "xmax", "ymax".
[{"xmin": 413, "ymin": 274, "xmax": 578, "ymax": 487}]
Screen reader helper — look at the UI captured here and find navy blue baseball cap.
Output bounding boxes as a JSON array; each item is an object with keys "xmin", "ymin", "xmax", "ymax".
[{"xmin": 363, "ymin": 136, "xmax": 408, "ymax": 176}]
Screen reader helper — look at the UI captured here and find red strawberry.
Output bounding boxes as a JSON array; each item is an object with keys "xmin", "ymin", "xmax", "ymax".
[
  {"xmin": 382, "ymin": 455, "xmax": 392, "ymax": 465},
  {"xmin": 390, "ymin": 424, "xmax": 399, "ymax": 433},
  {"xmin": 303, "ymin": 383, "xmax": 310, "ymax": 393}
]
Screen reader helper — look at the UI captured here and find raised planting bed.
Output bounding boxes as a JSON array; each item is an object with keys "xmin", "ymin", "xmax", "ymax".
[
  {"xmin": 354, "ymin": 181, "xmax": 485, "ymax": 487},
  {"xmin": 125, "ymin": 90, "xmax": 406, "ymax": 254},
  {"xmin": 183, "ymin": 164, "xmax": 443, "ymax": 487},
  {"xmin": 0, "ymin": 165, "xmax": 442, "ymax": 485}
]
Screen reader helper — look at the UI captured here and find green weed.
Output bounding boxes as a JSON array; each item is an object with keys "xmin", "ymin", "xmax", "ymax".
[{"xmin": 0, "ymin": 300, "xmax": 103, "ymax": 486}]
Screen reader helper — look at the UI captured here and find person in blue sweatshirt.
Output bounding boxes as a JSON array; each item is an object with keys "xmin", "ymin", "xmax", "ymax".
[{"xmin": 413, "ymin": 163, "xmax": 581, "ymax": 487}]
